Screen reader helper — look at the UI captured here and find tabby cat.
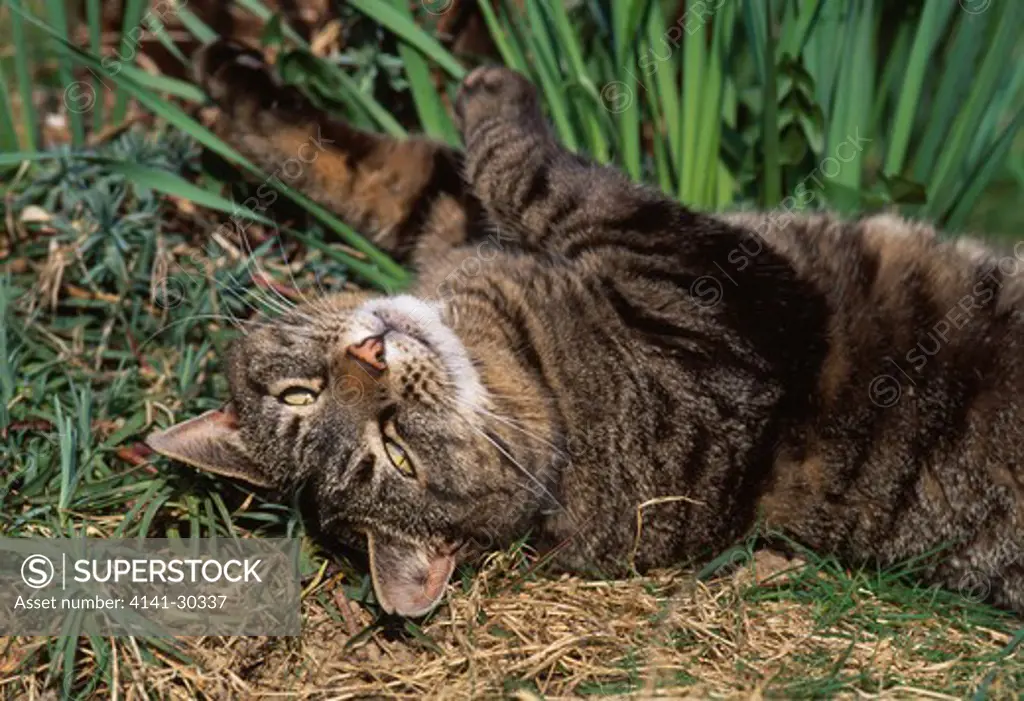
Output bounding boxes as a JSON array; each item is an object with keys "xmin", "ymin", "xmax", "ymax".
[{"xmin": 147, "ymin": 41, "xmax": 1024, "ymax": 617}]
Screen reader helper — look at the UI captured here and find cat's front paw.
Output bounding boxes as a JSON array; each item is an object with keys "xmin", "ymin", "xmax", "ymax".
[{"xmin": 454, "ymin": 66, "xmax": 541, "ymax": 138}]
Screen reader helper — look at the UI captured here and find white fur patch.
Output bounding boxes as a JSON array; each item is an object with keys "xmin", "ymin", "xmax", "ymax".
[{"xmin": 358, "ymin": 295, "xmax": 488, "ymax": 418}]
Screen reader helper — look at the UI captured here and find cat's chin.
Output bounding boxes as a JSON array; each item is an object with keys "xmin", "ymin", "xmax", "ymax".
[{"xmin": 358, "ymin": 295, "xmax": 488, "ymax": 416}]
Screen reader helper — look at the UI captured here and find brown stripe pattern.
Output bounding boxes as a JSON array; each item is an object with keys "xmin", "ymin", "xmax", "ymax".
[{"xmin": 196, "ymin": 45, "xmax": 1024, "ymax": 613}]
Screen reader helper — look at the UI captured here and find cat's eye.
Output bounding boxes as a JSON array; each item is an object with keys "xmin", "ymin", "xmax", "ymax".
[
  {"xmin": 381, "ymin": 420, "xmax": 416, "ymax": 478},
  {"xmin": 383, "ymin": 438, "xmax": 414, "ymax": 477},
  {"xmin": 278, "ymin": 387, "xmax": 319, "ymax": 406}
]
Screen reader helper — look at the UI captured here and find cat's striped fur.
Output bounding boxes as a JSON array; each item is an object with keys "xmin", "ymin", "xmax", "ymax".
[{"xmin": 149, "ymin": 42, "xmax": 1024, "ymax": 617}]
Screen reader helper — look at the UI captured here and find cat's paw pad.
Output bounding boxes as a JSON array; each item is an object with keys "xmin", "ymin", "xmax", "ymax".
[
  {"xmin": 193, "ymin": 40, "xmax": 277, "ymax": 106},
  {"xmin": 454, "ymin": 66, "xmax": 539, "ymax": 134}
]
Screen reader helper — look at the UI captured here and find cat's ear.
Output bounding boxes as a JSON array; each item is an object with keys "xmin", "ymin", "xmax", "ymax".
[
  {"xmin": 366, "ymin": 531, "xmax": 457, "ymax": 617},
  {"xmin": 145, "ymin": 403, "xmax": 272, "ymax": 488}
]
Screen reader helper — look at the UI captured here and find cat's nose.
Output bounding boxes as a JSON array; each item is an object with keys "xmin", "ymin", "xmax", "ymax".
[{"xmin": 347, "ymin": 334, "xmax": 387, "ymax": 375}]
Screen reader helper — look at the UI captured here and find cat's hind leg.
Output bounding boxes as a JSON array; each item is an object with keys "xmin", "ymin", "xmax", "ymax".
[{"xmin": 192, "ymin": 41, "xmax": 480, "ymax": 268}]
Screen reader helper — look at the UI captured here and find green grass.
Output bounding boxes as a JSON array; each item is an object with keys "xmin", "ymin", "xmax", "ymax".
[{"xmin": 1, "ymin": 0, "xmax": 1023, "ymax": 697}]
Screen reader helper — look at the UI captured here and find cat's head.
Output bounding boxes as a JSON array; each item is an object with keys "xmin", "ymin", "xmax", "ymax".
[{"xmin": 147, "ymin": 293, "xmax": 556, "ymax": 617}]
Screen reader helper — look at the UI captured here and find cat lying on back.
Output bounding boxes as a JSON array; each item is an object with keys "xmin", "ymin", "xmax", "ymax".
[{"xmin": 148, "ymin": 41, "xmax": 1024, "ymax": 617}]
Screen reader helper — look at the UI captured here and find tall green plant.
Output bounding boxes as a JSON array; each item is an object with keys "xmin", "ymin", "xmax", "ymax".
[{"xmin": 3, "ymin": 0, "xmax": 1021, "ymax": 250}]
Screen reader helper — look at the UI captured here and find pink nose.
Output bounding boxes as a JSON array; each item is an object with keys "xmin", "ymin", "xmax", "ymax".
[{"xmin": 347, "ymin": 335, "xmax": 387, "ymax": 373}]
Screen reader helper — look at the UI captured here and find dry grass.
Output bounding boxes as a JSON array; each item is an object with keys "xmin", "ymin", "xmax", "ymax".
[{"xmin": 3, "ymin": 551, "xmax": 1021, "ymax": 699}]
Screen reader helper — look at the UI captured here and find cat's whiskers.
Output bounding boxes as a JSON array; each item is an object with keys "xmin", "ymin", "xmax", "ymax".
[
  {"xmin": 238, "ymin": 317, "xmax": 317, "ymax": 337},
  {"xmin": 252, "ymin": 283, "xmax": 299, "ymax": 319},
  {"xmin": 231, "ymin": 228, "xmax": 296, "ymax": 308},
  {"xmin": 155, "ymin": 262, "xmax": 271, "ymax": 332},
  {"xmin": 136, "ymin": 314, "xmax": 314, "ymax": 356},
  {"xmin": 309, "ymin": 294, "xmax": 353, "ymax": 328},
  {"xmin": 449, "ymin": 394, "xmax": 566, "ymax": 460},
  {"xmin": 228, "ymin": 229, "xmax": 329, "ymax": 326},
  {"xmin": 238, "ymin": 272, "xmax": 318, "ymax": 323},
  {"xmin": 453, "ymin": 411, "xmax": 569, "ymax": 518},
  {"xmin": 202, "ymin": 310, "xmax": 316, "ymax": 338},
  {"xmin": 202, "ymin": 257, "xmax": 300, "ymax": 324},
  {"xmin": 285, "ymin": 275, "xmax": 363, "ymax": 331},
  {"xmin": 232, "ymin": 283, "xmax": 292, "ymax": 321},
  {"xmin": 158, "ymin": 244, "xmax": 289, "ymax": 330},
  {"xmin": 269, "ymin": 233, "xmax": 326, "ymax": 313},
  {"xmin": 208, "ymin": 280, "xmax": 316, "ymax": 336},
  {"xmin": 265, "ymin": 238, "xmax": 362, "ymax": 328},
  {"xmin": 217, "ymin": 254, "xmax": 296, "ymax": 320}
]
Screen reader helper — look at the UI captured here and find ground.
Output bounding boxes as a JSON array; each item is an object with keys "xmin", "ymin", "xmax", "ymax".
[{"xmin": 2, "ymin": 548, "xmax": 1022, "ymax": 698}]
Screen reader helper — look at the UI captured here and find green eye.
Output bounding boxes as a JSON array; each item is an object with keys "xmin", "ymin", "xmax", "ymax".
[{"xmin": 278, "ymin": 387, "xmax": 318, "ymax": 406}]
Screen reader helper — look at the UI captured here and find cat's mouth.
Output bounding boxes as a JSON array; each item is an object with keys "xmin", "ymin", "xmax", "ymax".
[{"xmin": 365, "ymin": 530, "xmax": 465, "ymax": 617}]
